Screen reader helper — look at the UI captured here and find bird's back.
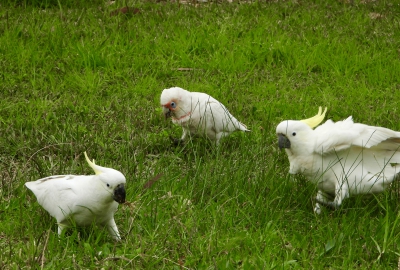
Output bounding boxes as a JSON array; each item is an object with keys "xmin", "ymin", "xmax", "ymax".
[{"xmin": 190, "ymin": 92, "xmax": 248, "ymax": 133}]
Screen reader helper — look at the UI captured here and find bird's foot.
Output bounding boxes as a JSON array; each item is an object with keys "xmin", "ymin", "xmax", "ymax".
[
  {"xmin": 315, "ymin": 198, "xmax": 338, "ymax": 210},
  {"xmin": 169, "ymin": 136, "xmax": 184, "ymax": 146}
]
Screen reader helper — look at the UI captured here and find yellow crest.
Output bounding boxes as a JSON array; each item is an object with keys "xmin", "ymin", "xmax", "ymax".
[
  {"xmin": 84, "ymin": 152, "xmax": 102, "ymax": 175},
  {"xmin": 300, "ymin": 107, "xmax": 327, "ymax": 129}
]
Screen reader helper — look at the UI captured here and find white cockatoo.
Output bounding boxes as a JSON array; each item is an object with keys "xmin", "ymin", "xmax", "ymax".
[
  {"xmin": 160, "ymin": 87, "xmax": 249, "ymax": 145},
  {"xmin": 276, "ymin": 107, "xmax": 400, "ymax": 214},
  {"xmin": 25, "ymin": 152, "xmax": 126, "ymax": 240}
]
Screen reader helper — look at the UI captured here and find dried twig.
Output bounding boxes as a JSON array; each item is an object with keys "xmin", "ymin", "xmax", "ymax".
[
  {"xmin": 24, "ymin": 142, "xmax": 73, "ymax": 171},
  {"xmin": 143, "ymin": 174, "xmax": 163, "ymax": 189}
]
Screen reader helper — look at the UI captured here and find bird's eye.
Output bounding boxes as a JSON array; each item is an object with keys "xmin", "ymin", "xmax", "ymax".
[
  {"xmin": 107, "ymin": 183, "xmax": 110, "ymax": 187},
  {"xmin": 170, "ymin": 102, "xmax": 176, "ymax": 108},
  {"xmin": 292, "ymin": 132, "xmax": 296, "ymax": 136}
]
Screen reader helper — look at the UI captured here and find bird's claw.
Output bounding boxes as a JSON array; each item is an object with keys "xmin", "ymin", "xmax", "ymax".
[
  {"xmin": 315, "ymin": 198, "xmax": 338, "ymax": 210},
  {"xmin": 169, "ymin": 136, "xmax": 184, "ymax": 146}
]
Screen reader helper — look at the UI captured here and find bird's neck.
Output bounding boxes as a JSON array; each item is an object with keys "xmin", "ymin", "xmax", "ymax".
[{"xmin": 172, "ymin": 111, "xmax": 192, "ymax": 121}]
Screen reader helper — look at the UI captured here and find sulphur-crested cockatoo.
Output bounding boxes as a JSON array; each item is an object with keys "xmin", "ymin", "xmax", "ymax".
[
  {"xmin": 25, "ymin": 152, "xmax": 126, "ymax": 240},
  {"xmin": 160, "ymin": 87, "xmax": 249, "ymax": 145},
  {"xmin": 276, "ymin": 107, "xmax": 400, "ymax": 214}
]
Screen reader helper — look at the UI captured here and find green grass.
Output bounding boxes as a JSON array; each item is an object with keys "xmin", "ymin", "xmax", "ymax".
[{"xmin": 1, "ymin": 0, "xmax": 400, "ymax": 268}]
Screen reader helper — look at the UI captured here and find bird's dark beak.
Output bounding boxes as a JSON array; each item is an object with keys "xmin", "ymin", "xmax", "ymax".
[
  {"xmin": 113, "ymin": 184, "xmax": 126, "ymax": 204},
  {"xmin": 278, "ymin": 133, "xmax": 291, "ymax": 149},
  {"xmin": 163, "ymin": 107, "xmax": 172, "ymax": 118}
]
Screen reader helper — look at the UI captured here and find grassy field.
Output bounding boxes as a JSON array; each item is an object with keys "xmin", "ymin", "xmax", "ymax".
[{"xmin": 1, "ymin": 0, "xmax": 400, "ymax": 268}]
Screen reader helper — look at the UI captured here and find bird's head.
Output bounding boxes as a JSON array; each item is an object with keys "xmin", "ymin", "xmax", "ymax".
[
  {"xmin": 276, "ymin": 107, "xmax": 327, "ymax": 154},
  {"xmin": 84, "ymin": 152, "xmax": 126, "ymax": 204},
  {"xmin": 160, "ymin": 87, "xmax": 191, "ymax": 119}
]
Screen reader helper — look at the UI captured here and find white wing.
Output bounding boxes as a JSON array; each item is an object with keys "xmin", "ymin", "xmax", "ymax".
[
  {"xmin": 192, "ymin": 92, "xmax": 248, "ymax": 132},
  {"xmin": 314, "ymin": 116, "xmax": 400, "ymax": 154},
  {"xmin": 25, "ymin": 175, "xmax": 90, "ymax": 222}
]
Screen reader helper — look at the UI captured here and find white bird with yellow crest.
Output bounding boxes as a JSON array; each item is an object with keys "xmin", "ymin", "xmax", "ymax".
[
  {"xmin": 160, "ymin": 87, "xmax": 249, "ymax": 145},
  {"xmin": 25, "ymin": 152, "xmax": 126, "ymax": 240},
  {"xmin": 276, "ymin": 107, "xmax": 400, "ymax": 214}
]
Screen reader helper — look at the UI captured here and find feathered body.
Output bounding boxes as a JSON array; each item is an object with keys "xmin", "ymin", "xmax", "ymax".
[
  {"xmin": 277, "ymin": 109, "xmax": 400, "ymax": 213},
  {"xmin": 160, "ymin": 87, "xmax": 249, "ymax": 144},
  {"xmin": 25, "ymin": 152, "xmax": 126, "ymax": 240}
]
